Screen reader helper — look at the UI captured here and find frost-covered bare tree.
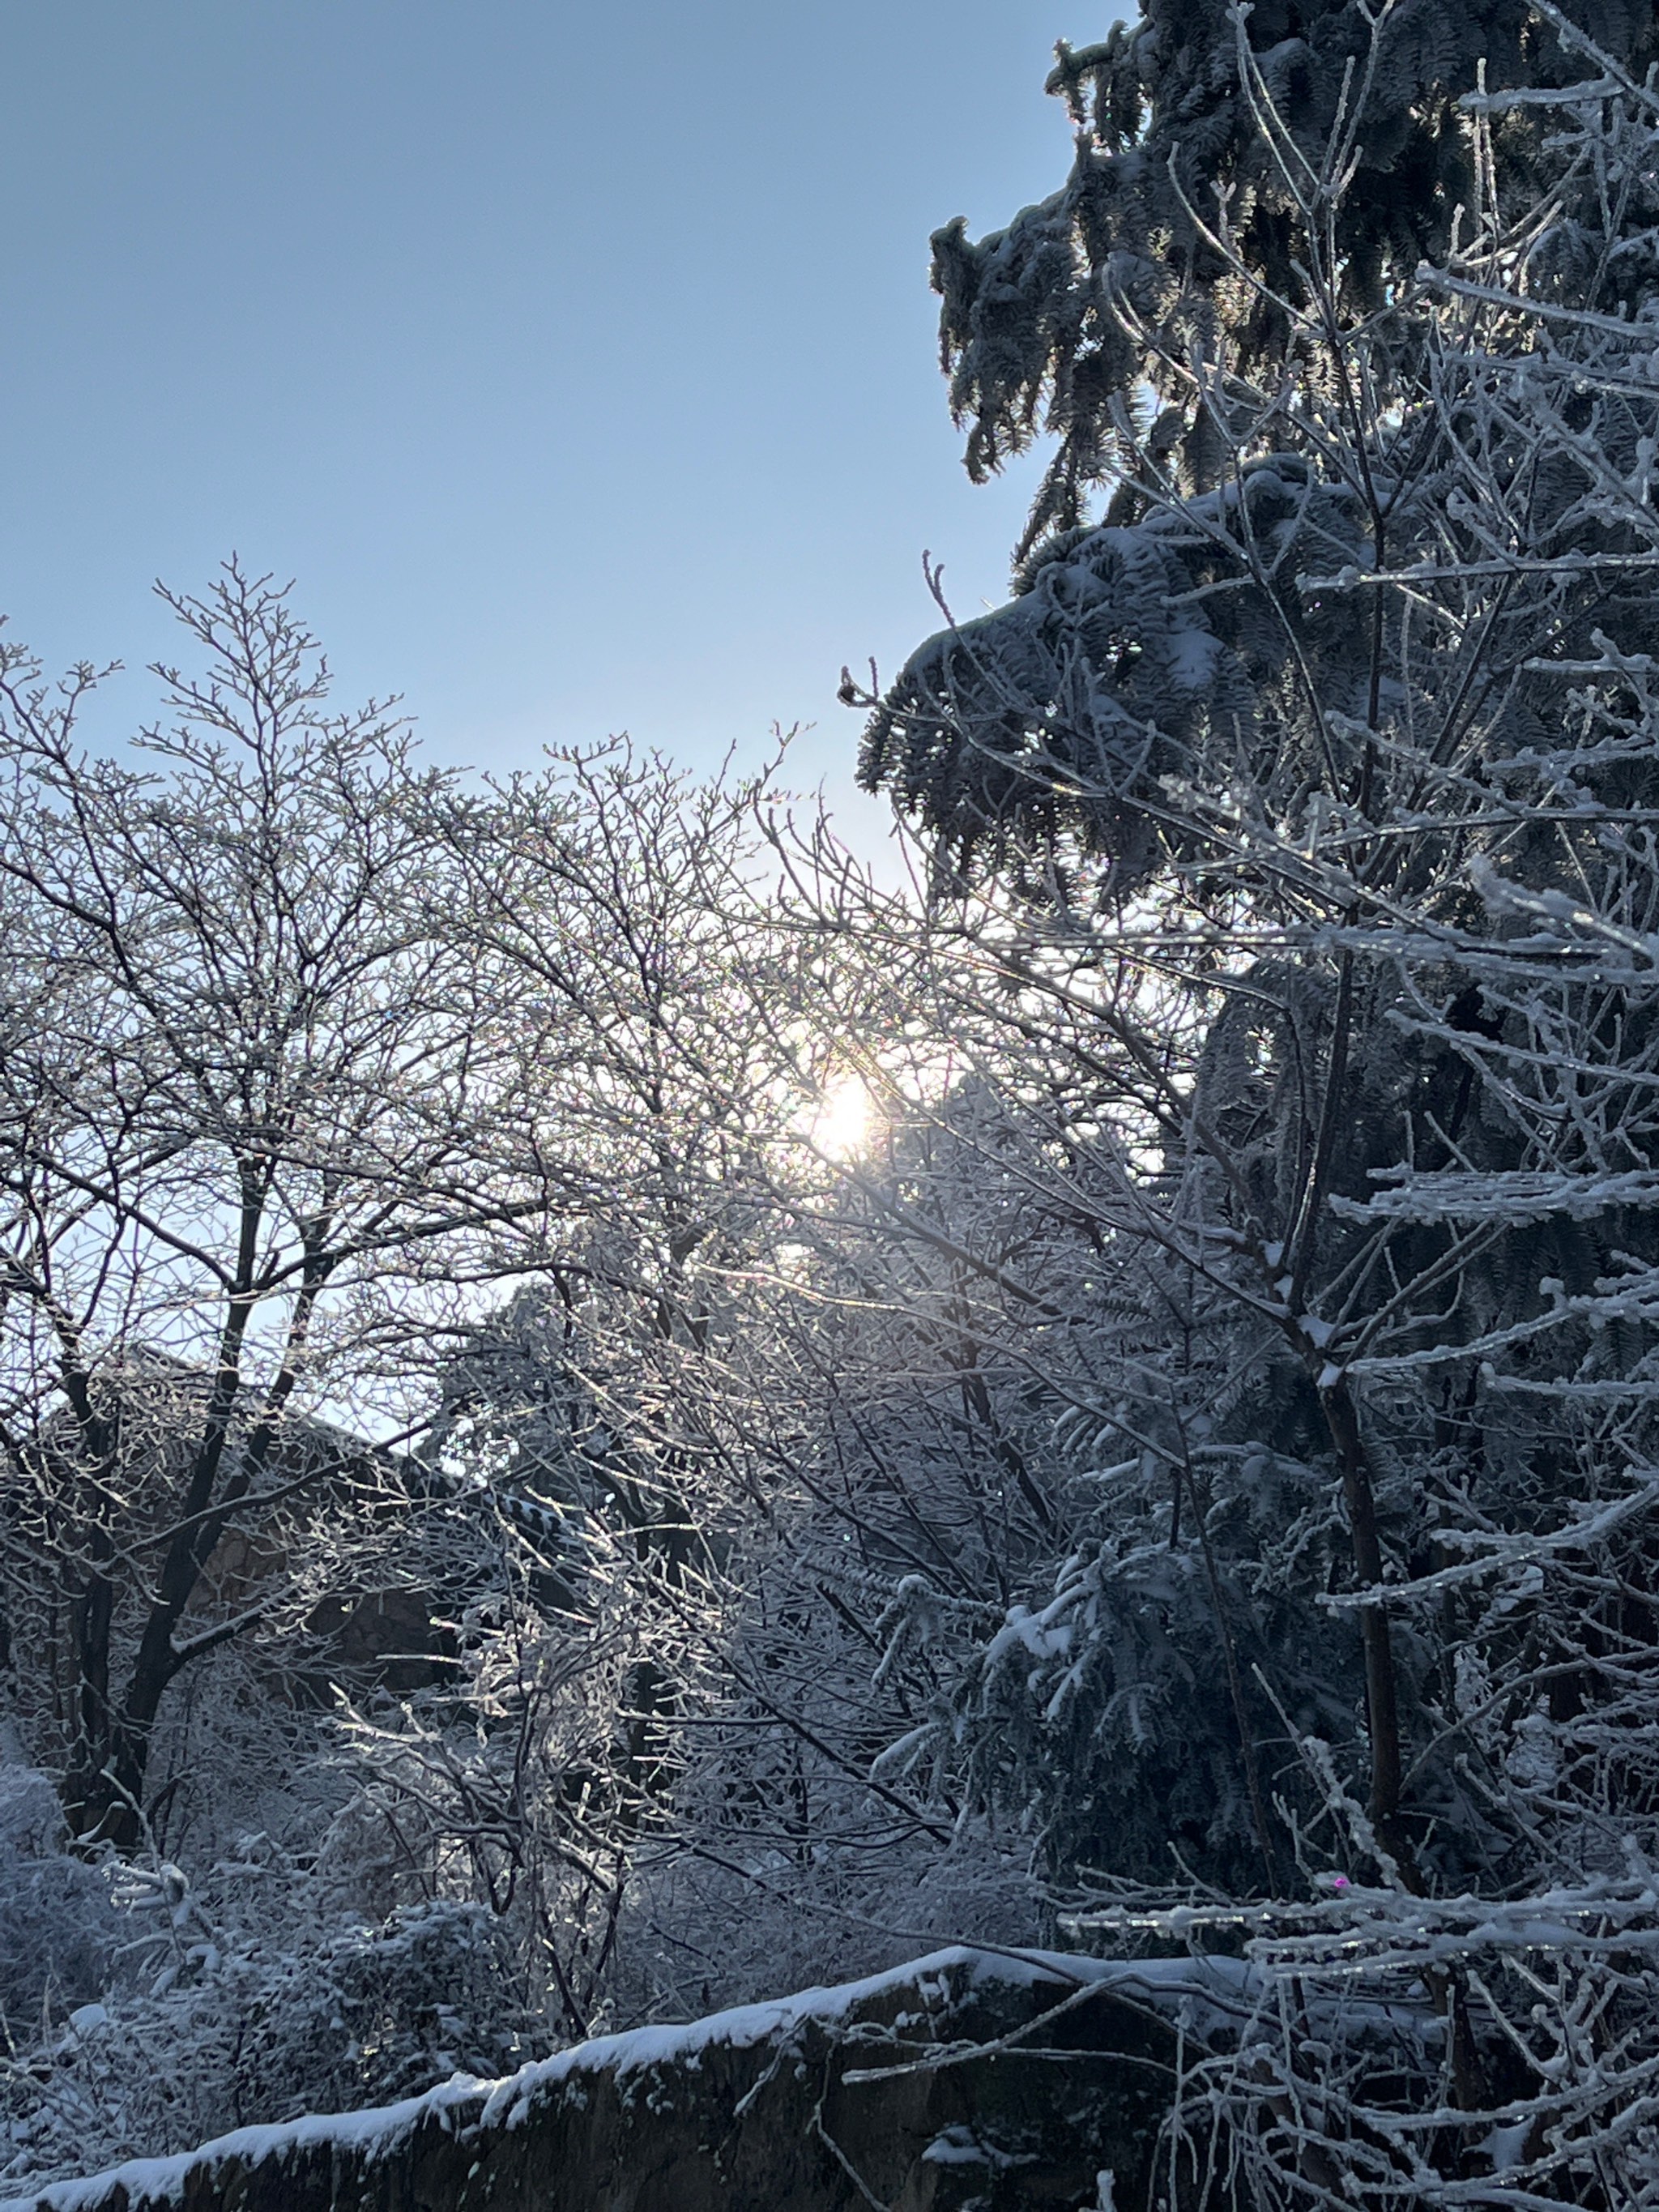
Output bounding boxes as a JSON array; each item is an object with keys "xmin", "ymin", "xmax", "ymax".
[
  {"xmin": 0, "ymin": 566, "xmax": 539, "ymax": 1848},
  {"xmin": 0, "ymin": 714, "xmax": 870, "ymax": 2173},
  {"xmin": 322, "ymin": 747, "xmax": 887, "ymax": 2033}
]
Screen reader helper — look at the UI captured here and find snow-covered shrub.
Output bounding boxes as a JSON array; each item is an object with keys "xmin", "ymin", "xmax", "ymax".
[
  {"xmin": 0, "ymin": 1767, "xmax": 125, "ymax": 2031},
  {"xmin": 0, "ymin": 1849, "xmax": 545, "ymax": 2192},
  {"xmin": 231, "ymin": 1897, "xmax": 538, "ymax": 2116}
]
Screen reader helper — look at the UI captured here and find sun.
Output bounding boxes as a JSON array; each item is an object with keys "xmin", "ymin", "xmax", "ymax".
[{"xmin": 808, "ymin": 1073, "xmax": 873, "ymax": 1163}]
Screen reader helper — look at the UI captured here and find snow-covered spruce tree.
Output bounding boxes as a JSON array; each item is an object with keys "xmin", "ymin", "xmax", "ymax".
[
  {"xmin": 924, "ymin": 0, "xmax": 1659, "ymax": 554},
  {"xmin": 850, "ymin": 2, "xmax": 1659, "ymax": 2197}
]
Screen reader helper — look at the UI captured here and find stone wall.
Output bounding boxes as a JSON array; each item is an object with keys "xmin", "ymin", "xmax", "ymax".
[{"xmin": 1, "ymin": 1947, "xmax": 1239, "ymax": 2212}]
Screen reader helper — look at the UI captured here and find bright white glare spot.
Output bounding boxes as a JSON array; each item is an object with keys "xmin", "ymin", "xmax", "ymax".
[{"xmin": 808, "ymin": 1074, "xmax": 873, "ymax": 1162}]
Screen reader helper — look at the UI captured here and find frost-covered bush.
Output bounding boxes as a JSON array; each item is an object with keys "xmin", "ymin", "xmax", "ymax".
[
  {"xmin": 0, "ymin": 1767, "xmax": 125, "ymax": 2031},
  {"xmin": 231, "ymin": 1897, "xmax": 539, "ymax": 2117},
  {"xmin": 0, "ymin": 1853, "xmax": 545, "ymax": 2192},
  {"xmin": 1068, "ymin": 1872, "xmax": 1659, "ymax": 2211}
]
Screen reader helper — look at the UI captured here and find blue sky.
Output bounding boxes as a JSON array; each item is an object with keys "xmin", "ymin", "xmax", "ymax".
[{"xmin": 0, "ymin": 2, "xmax": 1090, "ymax": 842}]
